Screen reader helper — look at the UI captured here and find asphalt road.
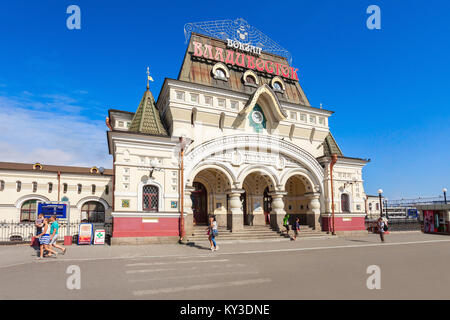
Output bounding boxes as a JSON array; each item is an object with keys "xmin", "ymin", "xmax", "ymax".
[{"xmin": 1, "ymin": 232, "xmax": 450, "ymax": 299}]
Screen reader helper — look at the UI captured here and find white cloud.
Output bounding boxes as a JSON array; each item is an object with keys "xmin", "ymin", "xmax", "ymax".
[{"xmin": 0, "ymin": 93, "xmax": 112, "ymax": 168}]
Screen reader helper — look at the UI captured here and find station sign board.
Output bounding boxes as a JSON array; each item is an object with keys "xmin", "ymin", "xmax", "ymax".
[{"xmin": 38, "ymin": 202, "xmax": 68, "ymax": 219}]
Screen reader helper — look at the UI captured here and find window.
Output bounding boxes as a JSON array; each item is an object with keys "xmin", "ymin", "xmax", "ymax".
[
  {"xmin": 218, "ymin": 98, "xmax": 226, "ymax": 108},
  {"xmin": 48, "ymin": 183, "xmax": 53, "ymax": 193},
  {"xmin": 190, "ymin": 93, "xmax": 199, "ymax": 103},
  {"xmin": 310, "ymin": 115, "xmax": 316, "ymax": 124},
  {"xmin": 273, "ymin": 81, "xmax": 282, "ymax": 91},
  {"xmin": 20, "ymin": 200, "xmax": 37, "ymax": 222},
  {"xmin": 369, "ymin": 203, "xmax": 373, "ymax": 211},
  {"xmin": 356, "ymin": 204, "xmax": 361, "ymax": 211},
  {"xmin": 341, "ymin": 194, "xmax": 350, "ymax": 213},
  {"xmin": 0, "ymin": 180, "xmax": 4, "ymax": 191},
  {"xmin": 319, "ymin": 117, "xmax": 325, "ymax": 125},
  {"xmin": 91, "ymin": 184, "xmax": 96, "ymax": 195},
  {"xmin": 105, "ymin": 185, "xmax": 109, "ymax": 195},
  {"xmin": 143, "ymin": 185, "xmax": 159, "ymax": 212},
  {"xmin": 176, "ymin": 91, "xmax": 185, "ymax": 100},
  {"xmin": 32, "ymin": 182, "xmax": 37, "ymax": 193},
  {"xmin": 230, "ymin": 101, "xmax": 238, "ymax": 110},
  {"xmin": 204, "ymin": 96, "xmax": 213, "ymax": 106},
  {"xmin": 63, "ymin": 183, "xmax": 68, "ymax": 193},
  {"xmin": 376, "ymin": 203, "xmax": 379, "ymax": 211},
  {"xmin": 77, "ymin": 184, "xmax": 82, "ymax": 194},
  {"xmin": 245, "ymin": 75, "xmax": 256, "ymax": 84},
  {"xmin": 290, "ymin": 112, "xmax": 297, "ymax": 120},
  {"xmin": 81, "ymin": 201, "xmax": 105, "ymax": 223},
  {"xmin": 300, "ymin": 114, "xmax": 306, "ymax": 122},
  {"xmin": 16, "ymin": 181, "xmax": 21, "ymax": 192},
  {"xmin": 118, "ymin": 121, "xmax": 124, "ymax": 127},
  {"xmin": 215, "ymin": 68, "xmax": 226, "ymax": 79}
]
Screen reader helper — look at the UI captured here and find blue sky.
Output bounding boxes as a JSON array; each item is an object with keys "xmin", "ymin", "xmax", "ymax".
[{"xmin": 0, "ymin": 0, "xmax": 448, "ymax": 199}]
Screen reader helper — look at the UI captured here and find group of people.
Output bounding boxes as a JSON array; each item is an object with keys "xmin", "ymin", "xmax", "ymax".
[
  {"xmin": 283, "ymin": 214, "xmax": 301, "ymax": 241},
  {"xmin": 35, "ymin": 213, "xmax": 67, "ymax": 259}
]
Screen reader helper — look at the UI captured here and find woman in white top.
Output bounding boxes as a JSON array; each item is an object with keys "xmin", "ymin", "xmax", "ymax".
[{"xmin": 207, "ymin": 216, "xmax": 219, "ymax": 251}]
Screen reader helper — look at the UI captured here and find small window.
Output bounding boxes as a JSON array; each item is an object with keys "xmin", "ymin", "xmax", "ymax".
[
  {"xmin": 300, "ymin": 114, "xmax": 306, "ymax": 122},
  {"xmin": 245, "ymin": 75, "xmax": 256, "ymax": 84},
  {"xmin": 32, "ymin": 182, "xmax": 37, "ymax": 193},
  {"xmin": 190, "ymin": 93, "xmax": 199, "ymax": 103},
  {"xmin": 218, "ymin": 98, "xmax": 226, "ymax": 108},
  {"xmin": 273, "ymin": 81, "xmax": 282, "ymax": 91},
  {"xmin": 176, "ymin": 91, "xmax": 185, "ymax": 100},
  {"xmin": 290, "ymin": 112, "xmax": 297, "ymax": 120},
  {"xmin": 63, "ymin": 183, "xmax": 68, "ymax": 193},
  {"xmin": 356, "ymin": 204, "xmax": 361, "ymax": 211},
  {"xmin": 0, "ymin": 180, "xmax": 4, "ymax": 191},
  {"xmin": 48, "ymin": 183, "xmax": 53, "ymax": 193},
  {"xmin": 126, "ymin": 122, "xmax": 130, "ymax": 128},
  {"xmin": 376, "ymin": 203, "xmax": 379, "ymax": 211},
  {"xmin": 91, "ymin": 184, "xmax": 96, "ymax": 195},
  {"xmin": 369, "ymin": 203, "xmax": 372, "ymax": 211},
  {"xmin": 215, "ymin": 68, "xmax": 226, "ymax": 79},
  {"xmin": 310, "ymin": 115, "xmax": 316, "ymax": 124},
  {"xmin": 205, "ymin": 96, "xmax": 213, "ymax": 106},
  {"xmin": 16, "ymin": 181, "xmax": 21, "ymax": 192},
  {"xmin": 118, "ymin": 121, "xmax": 124, "ymax": 127},
  {"xmin": 105, "ymin": 185, "xmax": 109, "ymax": 195},
  {"xmin": 230, "ymin": 101, "xmax": 238, "ymax": 110},
  {"xmin": 77, "ymin": 184, "xmax": 82, "ymax": 194},
  {"xmin": 319, "ymin": 117, "xmax": 325, "ymax": 125}
]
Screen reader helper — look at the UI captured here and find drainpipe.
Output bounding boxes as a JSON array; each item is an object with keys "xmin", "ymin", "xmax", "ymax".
[
  {"xmin": 330, "ymin": 154, "xmax": 338, "ymax": 235},
  {"xmin": 57, "ymin": 171, "xmax": 61, "ymax": 201},
  {"xmin": 179, "ymin": 137, "xmax": 185, "ymax": 241}
]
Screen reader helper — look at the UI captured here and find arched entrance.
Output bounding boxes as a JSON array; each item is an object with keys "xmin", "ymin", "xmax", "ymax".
[{"xmin": 192, "ymin": 182, "xmax": 207, "ymax": 225}]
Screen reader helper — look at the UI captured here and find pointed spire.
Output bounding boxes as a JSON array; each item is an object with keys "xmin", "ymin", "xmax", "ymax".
[{"xmin": 128, "ymin": 68, "xmax": 167, "ymax": 136}]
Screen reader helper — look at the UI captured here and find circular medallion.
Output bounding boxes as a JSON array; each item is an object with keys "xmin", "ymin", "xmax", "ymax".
[{"xmin": 252, "ymin": 110, "xmax": 263, "ymax": 124}]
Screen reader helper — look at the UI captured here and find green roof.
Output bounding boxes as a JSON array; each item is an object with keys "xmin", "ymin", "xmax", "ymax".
[
  {"xmin": 323, "ymin": 132, "xmax": 343, "ymax": 156},
  {"xmin": 129, "ymin": 89, "xmax": 168, "ymax": 136}
]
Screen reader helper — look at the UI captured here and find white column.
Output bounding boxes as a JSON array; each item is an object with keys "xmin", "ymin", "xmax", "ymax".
[
  {"xmin": 306, "ymin": 192, "xmax": 321, "ymax": 230},
  {"xmin": 269, "ymin": 191, "xmax": 288, "ymax": 231},
  {"xmin": 184, "ymin": 186, "xmax": 194, "ymax": 236},
  {"xmin": 228, "ymin": 189, "xmax": 245, "ymax": 232}
]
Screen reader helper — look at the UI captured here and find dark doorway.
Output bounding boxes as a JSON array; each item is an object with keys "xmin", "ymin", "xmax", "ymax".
[
  {"xmin": 263, "ymin": 187, "xmax": 272, "ymax": 225},
  {"xmin": 192, "ymin": 182, "xmax": 207, "ymax": 225}
]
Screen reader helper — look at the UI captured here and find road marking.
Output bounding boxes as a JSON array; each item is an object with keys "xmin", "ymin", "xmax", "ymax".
[
  {"xmin": 126, "ymin": 263, "xmax": 245, "ymax": 274},
  {"xmin": 125, "ymin": 259, "xmax": 229, "ymax": 267},
  {"xmin": 129, "ymin": 270, "xmax": 259, "ymax": 283},
  {"xmin": 133, "ymin": 278, "xmax": 271, "ymax": 296}
]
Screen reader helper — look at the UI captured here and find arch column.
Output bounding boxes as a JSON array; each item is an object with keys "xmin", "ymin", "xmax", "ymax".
[
  {"xmin": 184, "ymin": 186, "xmax": 194, "ymax": 236},
  {"xmin": 269, "ymin": 191, "xmax": 288, "ymax": 231},
  {"xmin": 227, "ymin": 189, "xmax": 245, "ymax": 232},
  {"xmin": 306, "ymin": 192, "xmax": 321, "ymax": 230}
]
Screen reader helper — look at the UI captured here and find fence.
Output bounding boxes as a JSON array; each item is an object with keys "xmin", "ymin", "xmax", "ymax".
[
  {"xmin": 365, "ymin": 218, "xmax": 422, "ymax": 233},
  {"xmin": 0, "ymin": 221, "xmax": 113, "ymax": 244}
]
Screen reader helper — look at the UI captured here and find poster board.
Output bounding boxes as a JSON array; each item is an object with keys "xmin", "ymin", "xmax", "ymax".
[
  {"xmin": 93, "ymin": 229, "xmax": 106, "ymax": 245},
  {"xmin": 78, "ymin": 223, "xmax": 93, "ymax": 245}
]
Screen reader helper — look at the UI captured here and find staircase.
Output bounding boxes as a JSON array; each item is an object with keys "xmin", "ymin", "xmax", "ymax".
[{"xmin": 185, "ymin": 224, "xmax": 331, "ymax": 243}]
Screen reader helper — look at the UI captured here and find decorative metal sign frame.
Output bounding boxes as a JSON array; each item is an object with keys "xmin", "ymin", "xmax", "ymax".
[{"xmin": 184, "ymin": 18, "xmax": 293, "ymax": 64}]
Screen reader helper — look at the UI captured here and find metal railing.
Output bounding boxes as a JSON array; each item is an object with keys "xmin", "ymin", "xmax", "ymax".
[
  {"xmin": 0, "ymin": 221, "xmax": 112, "ymax": 244},
  {"xmin": 365, "ymin": 218, "xmax": 421, "ymax": 233}
]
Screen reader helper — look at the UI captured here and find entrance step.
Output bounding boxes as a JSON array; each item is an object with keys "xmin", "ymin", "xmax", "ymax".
[{"xmin": 185, "ymin": 224, "xmax": 330, "ymax": 243}]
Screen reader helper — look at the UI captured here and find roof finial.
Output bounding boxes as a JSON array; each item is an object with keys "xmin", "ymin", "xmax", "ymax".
[{"xmin": 146, "ymin": 66, "xmax": 153, "ymax": 89}]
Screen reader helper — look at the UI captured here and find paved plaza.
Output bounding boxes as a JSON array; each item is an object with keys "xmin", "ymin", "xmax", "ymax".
[{"xmin": 1, "ymin": 232, "xmax": 449, "ymax": 299}]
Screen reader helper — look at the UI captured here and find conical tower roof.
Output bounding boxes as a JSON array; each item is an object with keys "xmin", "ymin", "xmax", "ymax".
[{"xmin": 129, "ymin": 88, "xmax": 168, "ymax": 136}]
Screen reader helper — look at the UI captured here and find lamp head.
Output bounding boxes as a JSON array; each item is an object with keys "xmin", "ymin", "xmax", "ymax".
[{"xmin": 378, "ymin": 189, "xmax": 383, "ymax": 195}]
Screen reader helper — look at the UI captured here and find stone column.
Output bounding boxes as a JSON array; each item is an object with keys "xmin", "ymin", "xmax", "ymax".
[
  {"xmin": 269, "ymin": 191, "xmax": 288, "ymax": 231},
  {"xmin": 228, "ymin": 189, "xmax": 245, "ymax": 232},
  {"xmin": 184, "ymin": 186, "xmax": 194, "ymax": 236},
  {"xmin": 306, "ymin": 192, "xmax": 322, "ymax": 230}
]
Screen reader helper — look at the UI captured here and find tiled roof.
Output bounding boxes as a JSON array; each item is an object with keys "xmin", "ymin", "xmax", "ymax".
[
  {"xmin": 0, "ymin": 162, "xmax": 113, "ymax": 176},
  {"xmin": 129, "ymin": 89, "xmax": 168, "ymax": 136},
  {"xmin": 323, "ymin": 132, "xmax": 343, "ymax": 156}
]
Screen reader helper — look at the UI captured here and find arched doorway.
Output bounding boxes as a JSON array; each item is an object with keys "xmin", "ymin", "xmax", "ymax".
[
  {"xmin": 284, "ymin": 174, "xmax": 314, "ymax": 226},
  {"xmin": 191, "ymin": 182, "xmax": 207, "ymax": 225},
  {"xmin": 81, "ymin": 201, "xmax": 105, "ymax": 223}
]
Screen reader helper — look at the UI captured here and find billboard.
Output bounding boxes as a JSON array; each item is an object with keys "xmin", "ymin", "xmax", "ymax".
[{"xmin": 38, "ymin": 202, "xmax": 68, "ymax": 219}]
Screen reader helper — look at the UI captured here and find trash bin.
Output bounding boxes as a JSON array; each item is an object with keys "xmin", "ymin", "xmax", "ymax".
[{"xmin": 64, "ymin": 235, "xmax": 72, "ymax": 246}]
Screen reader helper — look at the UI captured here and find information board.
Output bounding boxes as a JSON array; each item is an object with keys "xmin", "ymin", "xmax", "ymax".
[
  {"xmin": 93, "ymin": 229, "xmax": 106, "ymax": 245},
  {"xmin": 78, "ymin": 223, "xmax": 93, "ymax": 245},
  {"xmin": 38, "ymin": 203, "xmax": 67, "ymax": 219}
]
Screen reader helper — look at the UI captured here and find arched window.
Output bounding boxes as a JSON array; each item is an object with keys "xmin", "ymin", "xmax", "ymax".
[
  {"xmin": 246, "ymin": 75, "xmax": 256, "ymax": 84},
  {"xmin": 16, "ymin": 181, "xmax": 21, "ymax": 192},
  {"xmin": 48, "ymin": 182, "xmax": 53, "ymax": 193},
  {"xmin": 215, "ymin": 68, "xmax": 226, "ymax": 79},
  {"xmin": 369, "ymin": 203, "xmax": 372, "ymax": 211},
  {"xmin": 105, "ymin": 185, "xmax": 109, "ymax": 195},
  {"xmin": 81, "ymin": 201, "xmax": 105, "ymax": 223},
  {"xmin": 0, "ymin": 180, "xmax": 4, "ymax": 191},
  {"xmin": 20, "ymin": 200, "xmax": 37, "ymax": 222},
  {"xmin": 143, "ymin": 185, "xmax": 159, "ymax": 212},
  {"xmin": 341, "ymin": 194, "xmax": 350, "ymax": 213},
  {"xmin": 77, "ymin": 184, "xmax": 82, "ymax": 194},
  {"xmin": 32, "ymin": 182, "xmax": 37, "ymax": 193},
  {"xmin": 63, "ymin": 183, "xmax": 68, "ymax": 193}
]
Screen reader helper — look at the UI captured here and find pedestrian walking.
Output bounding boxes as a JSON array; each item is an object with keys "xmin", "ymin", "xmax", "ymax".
[
  {"xmin": 207, "ymin": 215, "xmax": 219, "ymax": 251},
  {"xmin": 36, "ymin": 218, "xmax": 57, "ymax": 259},
  {"xmin": 291, "ymin": 217, "xmax": 300, "ymax": 241},
  {"xmin": 49, "ymin": 215, "xmax": 66, "ymax": 255},
  {"xmin": 283, "ymin": 213, "xmax": 290, "ymax": 236},
  {"xmin": 378, "ymin": 216, "xmax": 387, "ymax": 242},
  {"xmin": 35, "ymin": 213, "xmax": 44, "ymax": 236}
]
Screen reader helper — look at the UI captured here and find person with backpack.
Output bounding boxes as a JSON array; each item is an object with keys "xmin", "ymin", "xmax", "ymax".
[
  {"xmin": 207, "ymin": 215, "xmax": 219, "ymax": 251},
  {"xmin": 283, "ymin": 213, "xmax": 290, "ymax": 236},
  {"xmin": 292, "ymin": 217, "xmax": 300, "ymax": 241}
]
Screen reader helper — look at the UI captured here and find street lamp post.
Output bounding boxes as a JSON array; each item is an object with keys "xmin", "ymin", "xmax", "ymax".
[
  {"xmin": 378, "ymin": 189, "xmax": 383, "ymax": 218},
  {"xmin": 330, "ymin": 154, "xmax": 338, "ymax": 235},
  {"xmin": 443, "ymin": 188, "xmax": 447, "ymax": 204}
]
